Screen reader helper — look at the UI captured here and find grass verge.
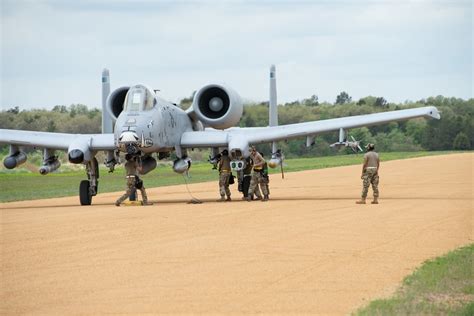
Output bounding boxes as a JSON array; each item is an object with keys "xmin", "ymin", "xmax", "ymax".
[
  {"xmin": 354, "ymin": 244, "xmax": 474, "ymax": 316},
  {"xmin": 0, "ymin": 151, "xmax": 461, "ymax": 203}
]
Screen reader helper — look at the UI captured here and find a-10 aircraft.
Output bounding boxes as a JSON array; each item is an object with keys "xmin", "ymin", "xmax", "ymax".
[{"xmin": 0, "ymin": 66, "xmax": 440, "ymax": 205}]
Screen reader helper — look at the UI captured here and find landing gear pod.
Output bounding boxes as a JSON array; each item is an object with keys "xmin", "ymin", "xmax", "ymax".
[
  {"xmin": 3, "ymin": 152, "xmax": 27, "ymax": 169},
  {"xmin": 139, "ymin": 156, "xmax": 157, "ymax": 175}
]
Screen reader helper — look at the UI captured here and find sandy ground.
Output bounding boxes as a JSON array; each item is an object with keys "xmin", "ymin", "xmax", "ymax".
[{"xmin": 1, "ymin": 153, "xmax": 472, "ymax": 315}]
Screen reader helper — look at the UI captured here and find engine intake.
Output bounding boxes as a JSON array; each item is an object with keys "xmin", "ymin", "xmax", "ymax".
[
  {"xmin": 106, "ymin": 86, "xmax": 130, "ymax": 120},
  {"xmin": 192, "ymin": 84, "xmax": 242, "ymax": 129}
]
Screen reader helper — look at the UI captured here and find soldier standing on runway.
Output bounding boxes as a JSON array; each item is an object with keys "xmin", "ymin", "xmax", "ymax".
[{"xmin": 356, "ymin": 143, "xmax": 380, "ymax": 204}]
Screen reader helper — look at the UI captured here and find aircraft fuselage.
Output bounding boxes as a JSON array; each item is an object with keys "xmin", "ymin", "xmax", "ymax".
[{"xmin": 113, "ymin": 85, "xmax": 194, "ymax": 155}]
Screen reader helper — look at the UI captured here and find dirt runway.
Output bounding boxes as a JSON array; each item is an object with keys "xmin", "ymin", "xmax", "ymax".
[{"xmin": 1, "ymin": 153, "xmax": 472, "ymax": 314}]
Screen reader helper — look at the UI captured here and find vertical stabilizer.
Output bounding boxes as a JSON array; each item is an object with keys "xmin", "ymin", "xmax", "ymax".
[
  {"xmin": 269, "ymin": 65, "xmax": 278, "ymax": 153},
  {"xmin": 268, "ymin": 65, "xmax": 284, "ymax": 176},
  {"xmin": 101, "ymin": 68, "xmax": 113, "ymax": 133}
]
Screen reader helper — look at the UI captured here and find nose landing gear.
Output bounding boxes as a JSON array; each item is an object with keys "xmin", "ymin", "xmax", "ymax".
[{"xmin": 79, "ymin": 157, "xmax": 99, "ymax": 205}]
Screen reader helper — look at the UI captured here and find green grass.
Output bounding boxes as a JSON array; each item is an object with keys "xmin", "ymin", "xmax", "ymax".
[
  {"xmin": 355, "ymin": 244, "xmax": 474, "ymax": 316},
  {"xmin": 0, "ymin": 151, "xmax": 461, "ymax": 203}
]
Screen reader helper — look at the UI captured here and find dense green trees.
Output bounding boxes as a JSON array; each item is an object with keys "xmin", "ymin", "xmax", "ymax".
[
  {"xmin": 335, "ymin": 91, "xmax": 352, "ymax": 105},
  {"xmin": 1, "ymin": 95, "xmax": 472, "ymax": 158},
  {"xmin": 0, "ymin": 104, "xmax": 101, "ymax": 134}
]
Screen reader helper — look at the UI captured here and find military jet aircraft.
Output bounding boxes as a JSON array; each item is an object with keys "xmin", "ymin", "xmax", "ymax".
[{"xmin": 0, "ymin": 66, "xmax": 440, "ymax": 205}]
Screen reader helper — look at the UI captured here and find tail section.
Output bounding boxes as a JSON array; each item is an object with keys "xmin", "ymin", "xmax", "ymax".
[
  {"xmin": 101, "ymin": 68, "xmax": 117, "ymax": 172},
  {"xmin": 101, "ymin": 68, "xmax": 113, "ymax": 134},
  {"xmin": 268, "ymin": 65, "xmax": 284, "ymax": 177},
  {"xmin": 269, "ymin": 64, "xmax": 278, "ymax": 153}
]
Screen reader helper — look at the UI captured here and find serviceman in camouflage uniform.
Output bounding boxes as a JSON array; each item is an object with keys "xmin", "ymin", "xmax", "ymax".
[
  {"xmin": 356, "ymin": 143, "xmax": 380, "ymax": 204},
  {"xmin": 247, "ymin": 146, "xmax": 269, "ymax": 202},
  {"xmin": 259, "ymin": 152, "xmax": 270, "ymax": 200},
  {"xmin": 217, "ymin": 149, "xmax": 232, "ymax": 202},
  {"xmin": 240, "ymin": 156, "xmax": 254, "ymax": 200},
  {"xmin": 115, "ymin": 154, "xmax": 150, "ymax": 206}
]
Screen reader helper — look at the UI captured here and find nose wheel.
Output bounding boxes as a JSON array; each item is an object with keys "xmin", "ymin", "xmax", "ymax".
[{"xmin": 79, "ymin": 157, "xmax": 99, "ymax": 206}]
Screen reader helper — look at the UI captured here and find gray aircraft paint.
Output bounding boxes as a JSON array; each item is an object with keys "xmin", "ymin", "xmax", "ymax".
[
  {"xmin": 269, "ymin": 64, "xmax": 278, "ymax": 155},
  {"xmin": 113, "ymin": 85, "xmax": 194, "ymax": 154},
  {"xmin": 101, "ymin": 69, "xmax": 113, "ymax": 134}
]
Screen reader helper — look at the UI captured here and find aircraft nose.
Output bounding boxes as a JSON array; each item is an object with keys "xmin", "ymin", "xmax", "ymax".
[{"xmin": 68, "ymin": 149, "xmax": 84, "ymax": 164}]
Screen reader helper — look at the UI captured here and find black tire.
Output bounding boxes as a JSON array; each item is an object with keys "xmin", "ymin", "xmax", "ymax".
[{"xmin": 79, "ymin": 180, "xmax": 92, "ymax": 205}]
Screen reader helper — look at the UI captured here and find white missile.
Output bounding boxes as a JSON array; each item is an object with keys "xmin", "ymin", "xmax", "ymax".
[
  {"xmin": 39, "ymin": 159, "xmax": 61, "ymax": 175},
  {"xmin": 173, "ymin": 157, "xmax": 192, "ymax": 174}
]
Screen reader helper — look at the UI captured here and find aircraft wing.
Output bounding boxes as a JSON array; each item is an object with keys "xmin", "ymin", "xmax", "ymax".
[
  {"xmin": 0, "ymin": 129, "xmax": 115, "ymax": 151},
  {"xmin": 180, "ymin": 106, "xmax": 440, "ymax": 148}
]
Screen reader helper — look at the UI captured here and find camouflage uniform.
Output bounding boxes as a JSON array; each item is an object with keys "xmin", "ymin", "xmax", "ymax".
[
  {"xmin": 361, "ymin": 168, "xmax": 379, "ymax": 199},
  {"xmin": 218, "ymin": 154, "xmax": 231, "ymax": 200},
  {"xmin": 248, "ymin": 150, "xmax": 268, "ymax": 200},
  {"xmin": 358, "ymin": 149, "xmax": 380, "ymax": 204},
  {"xmin": 241, "ymin": 157, "xmax": 254, "ymax": 198},
  {"xmin": 116, "ymin": 159, "xmax": 148, "ymax": 205},
  {"xmin": 260, "ymin": 162, "xmax": 270, "ymax": 196}
]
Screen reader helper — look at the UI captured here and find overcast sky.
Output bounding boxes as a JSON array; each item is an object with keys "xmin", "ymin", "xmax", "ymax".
[{"xmin": 1, "ymin": 0, "xmax": 472, "ymax": 110}]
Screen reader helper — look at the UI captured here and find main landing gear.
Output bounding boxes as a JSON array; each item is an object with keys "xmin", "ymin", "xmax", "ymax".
[{"xmin": 79, "ymin": 158, "xmax": 99, "ymax": 205}]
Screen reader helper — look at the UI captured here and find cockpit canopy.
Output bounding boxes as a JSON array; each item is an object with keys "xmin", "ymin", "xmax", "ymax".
[{"xmin": 124, "ymin": 84, "xmax": 156, "ymax": 112}]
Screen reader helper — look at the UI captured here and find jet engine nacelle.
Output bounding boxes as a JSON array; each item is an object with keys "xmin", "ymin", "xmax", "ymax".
[
  {"xmin": 191, "ymin": 84, "xmax": 243, "ymax": 129},
  {"xmin": 106, "ymin": 86, "xmax": 130, "ymax": 120}
]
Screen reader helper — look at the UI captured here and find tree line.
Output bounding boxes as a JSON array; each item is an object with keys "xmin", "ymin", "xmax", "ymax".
[{"xmin": 1, "ymin": 93, "xmax": 472, "ymax": 158}]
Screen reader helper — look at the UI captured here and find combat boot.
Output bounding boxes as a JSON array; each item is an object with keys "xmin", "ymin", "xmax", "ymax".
[
  {"xmin": 217, "ymin": 196, "xmax": 226, "ymax": 202},
  {"xmin": 355, "ymin": 198, "xmax": 366, "ymax": 204},
  {"xmin": 261, "ymin": 195, "xmax": 269, "ymax": 202},
  {"xmin": 226, "ymin": 196, "xmax": 232, "ymax": 202},
  {"xmin": 371, "ymin": 197, "xmax": 379, "ymax": 204},
  {"xmin": 115, "ymin": 201, "xmax": 121, "ymax": 207}
]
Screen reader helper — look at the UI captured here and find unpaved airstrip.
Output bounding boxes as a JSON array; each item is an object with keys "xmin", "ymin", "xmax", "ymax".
[{"xmin": 1, "ymin": 153, "xmax": 472, "ymax": 314}]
